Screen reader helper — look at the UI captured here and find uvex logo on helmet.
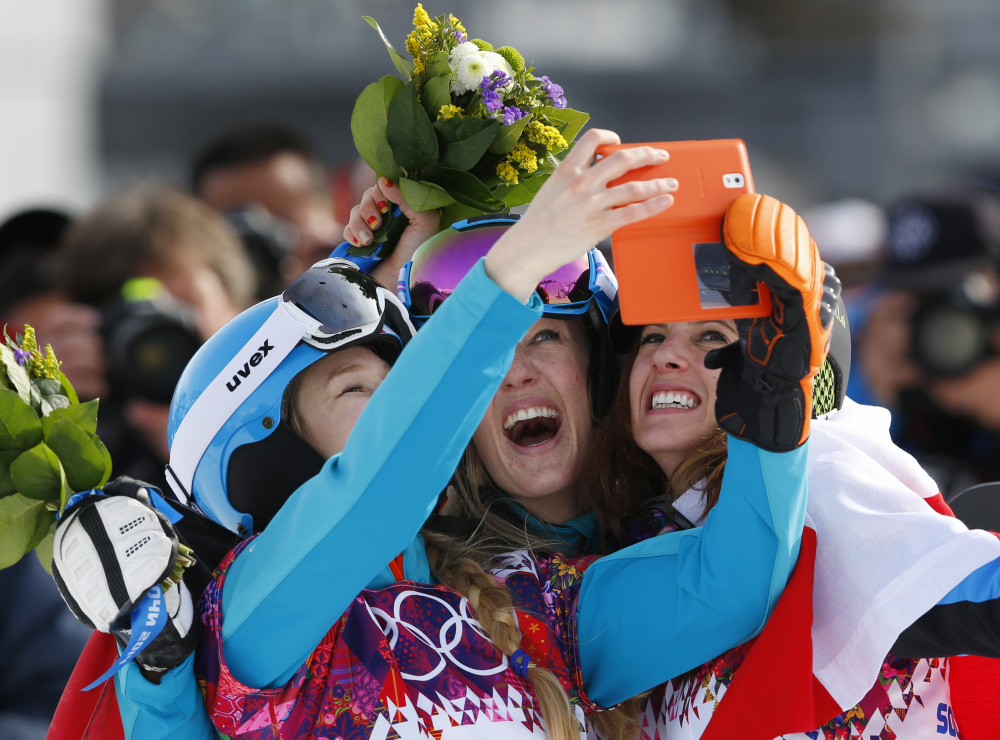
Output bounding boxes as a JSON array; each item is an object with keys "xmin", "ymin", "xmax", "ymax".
[{"xmin": 225, "ymin": 340, "xmax": 275, "ymax": 392}]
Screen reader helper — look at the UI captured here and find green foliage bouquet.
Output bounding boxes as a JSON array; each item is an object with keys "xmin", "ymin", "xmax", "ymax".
[
  {"xmin": 0, "ymin": 326, "xmax": 112, "ymax": 572},
  {"xmin": 349, "ymin": 4, "xmax": 590, "ymax": 255}
]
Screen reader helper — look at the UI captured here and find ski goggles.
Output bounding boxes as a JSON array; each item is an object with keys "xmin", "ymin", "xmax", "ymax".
[
  {"xmin": 283, "ymin": 258, "xmax": 415, "ymax": 352},
  {"xmin": 397, "ymin": 215, "xmax": 618, "ymax": 324}
]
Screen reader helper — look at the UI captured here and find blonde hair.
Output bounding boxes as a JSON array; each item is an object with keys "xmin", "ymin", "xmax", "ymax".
[
  {"xmin": 60, "ymin": 184, "xmax": 254, "ymax": 309},
  {"xmin": 423, "ymin": 531, "xmax": 637, "ymax": 740}
]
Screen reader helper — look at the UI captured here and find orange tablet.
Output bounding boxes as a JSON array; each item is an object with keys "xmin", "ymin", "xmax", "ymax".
[{"xmin": 598, "ymin": 139, "xmax": 772, "ymax": 326}]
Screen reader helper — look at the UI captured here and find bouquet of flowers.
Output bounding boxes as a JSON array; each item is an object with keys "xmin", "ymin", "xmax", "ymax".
[
  {"xmin": 0, "ymin": 326, "xmax": 112, "ymax": 572},
  {"xmin": 348, "ymin": 4, "xmax": 589, "ymax": 254}
]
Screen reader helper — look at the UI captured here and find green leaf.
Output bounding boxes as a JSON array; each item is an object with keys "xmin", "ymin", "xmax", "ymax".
[
  {"xmin": 33, "ymin": 378, "xmax": 69, "ymax": 417},
  {"xmin": 58, "ymin": 371, "xmax": 79, "ymax": 405},
  {"xmin": 47, "ymin": 399, "xmax": 100, "ymax": 435},
  {"xmin": 421, "ymin": 74, "xmax": 454, "ymax": 121},
  {"xmin": 34, "ymin": 527, "xmax": 54, "ymax": 574},
  {"xmin": 434, "ymin": 117, "xmax": 500, "ymax": 171},
  {"xmin": 362, "ymin": 16, "xmax": 413, "ymax": 78},
  {"xmin": 488, "ymin": 115, "xmax": 531, "ymax": 154},
  {"xmin": 351, "ymin": 76, "xmax": 405, "ymax": 181},
  {"xmin": 425, "ymin": 51, "xmax": 451, "ymax": 78},
  {"xmin": 0, "ymin": 494, "xmax": 51, "ymax": 570},
  {"xmin": 398, "ymin": 178, "xmax": 455, "ymax": 212},
  {"xmin": 539, "ymin": 107, "xmax": 591, "ymax": 149},
  {"xmin": 0, "ymin": 449, "xmax": 20, "ymax": 498},
  {"xmin": 439, "ymin": 203, "xmax": 489, "ymax": 229},
  {"xmin": 424, "ymin": 165, "xmax": 505, "ymax": 212},
  {"xmin": 42, "ymin": 416, "xmax": 110, "ymax": 493},
  {"xmin": 9, "ymin": 443, "xmax": 65, "ymax": 501},
  {"xmin": 0, "ymin": 345, "xmax": 31, "ymax": 403},
  {"xmin": 0, "ymin": 388, "xmax": 43, "ymax": 451},
  {"xmin": 494, "ymin": 173, "xmax": 550, "ymax": 208},
  {"xmin": 387, "ymin": 80, "xmax": 440, "ymax": 171}
]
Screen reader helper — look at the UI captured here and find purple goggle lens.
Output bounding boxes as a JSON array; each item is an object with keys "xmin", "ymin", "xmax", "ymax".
[{"xmin": 404, "ymin": 223, "xmax": 593, "ymax": 318}]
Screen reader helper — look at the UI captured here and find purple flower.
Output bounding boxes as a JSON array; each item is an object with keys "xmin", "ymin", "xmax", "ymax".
[
  {"xmin": 488, "ymin": 70, "xmax": 509, "ymax": 91},
  {"xmin": 13, "ymin": 348, "xmax": 29, "ymax": 366},
  {"xmin": 479, "ymin": 73, "xmax": 506, "ymax": 113},
  {"xmin": 453, "ymin": 30, "xmax": 466, "ymax": 42},
  {"xmin": 537, "ymin": 75, "xmax": 567, "ymax": 109},
  {"xmin": 501, "ymin": 106, "xmax": 526, "ymax": 125}
]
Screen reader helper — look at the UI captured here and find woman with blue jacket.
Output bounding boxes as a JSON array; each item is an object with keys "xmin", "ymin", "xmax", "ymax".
[{"xmin": 52, "ymin": 129, "xmax": 831, "ymax": 740}]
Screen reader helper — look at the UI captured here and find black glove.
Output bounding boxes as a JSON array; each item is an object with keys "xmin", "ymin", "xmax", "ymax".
[
  {"xmin": 51, "ymin": 476, "xmax": 199, "ymax": 678},
  {"xmin": 705, "ymin": 193, "xmax": 841, "ymax": 451}
]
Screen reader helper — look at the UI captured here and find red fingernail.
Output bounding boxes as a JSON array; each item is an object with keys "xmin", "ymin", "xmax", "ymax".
[
  {"xmin": 377, "ymin": 200, "xmax": 388, "ymax": 213},
  {"xmin": 367, "ymin": 215, "xmax": 378, "ymax": 227},
  {"xmin": 352, "ymin": 237, "xmax": 360, "ymax": 246},
  {"xmin": 383, "ymin": 178, "xmax": 394, "ymax": 188}
]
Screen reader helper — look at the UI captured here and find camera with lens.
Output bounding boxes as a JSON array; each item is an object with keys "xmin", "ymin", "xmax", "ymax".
[
  {"xmin": 910, "ymin": 282, "xmax": 999, "ymax": 377},
  {"xmin": 883, "ymin": 189, "xmax": 1000, "ymax": 378},
  {"xmin": 224, "ymin": 205, "xmax": 295, "ymax": 302},
  {"xmin": 100, "ymin": 278, "xmax": 202, "ymax": 404}
]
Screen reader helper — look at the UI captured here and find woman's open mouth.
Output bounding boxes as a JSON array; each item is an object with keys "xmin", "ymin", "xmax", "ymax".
[
  {"xmin": 503, "ymin": 406, "xmax": 562, "ymax": 447},
  {"xmin": 650, "ymin": 391, "xmax": 700, "ymax": 410}
]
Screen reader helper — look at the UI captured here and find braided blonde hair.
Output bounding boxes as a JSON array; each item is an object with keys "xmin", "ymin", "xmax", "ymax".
[{"xmin": 423, "ymin": 531, "xmax": 640, "ymax": 740}]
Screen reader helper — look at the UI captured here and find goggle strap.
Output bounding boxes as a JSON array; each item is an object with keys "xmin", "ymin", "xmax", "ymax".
[{"xmin": 166, "ymin": 303, "xmax": 307, "ymax": 504}]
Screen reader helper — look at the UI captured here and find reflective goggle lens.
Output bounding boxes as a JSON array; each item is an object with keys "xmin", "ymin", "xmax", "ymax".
[
  {"xmin": 283, "ymin": 260, "xmax": 383, "ymax": 339},
  {"xmin": 406, "ymin": 224, "xmax": 593, "ymax": 318}
]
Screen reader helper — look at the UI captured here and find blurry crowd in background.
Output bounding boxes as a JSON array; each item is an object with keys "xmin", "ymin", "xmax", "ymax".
[{"xmin": 5, "ymin": 0, "xmax": 1000, "ymax": 737}]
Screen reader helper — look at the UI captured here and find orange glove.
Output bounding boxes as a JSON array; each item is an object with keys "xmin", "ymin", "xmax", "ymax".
[{"xmin": 705, "ymin": 193, "xmax": 840, "ymax": 450}]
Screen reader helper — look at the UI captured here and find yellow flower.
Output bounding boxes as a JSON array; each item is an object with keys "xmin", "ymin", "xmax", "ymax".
[
  {"xmin": 526, "ymin": 121, "xmax": 568, "ymax": 152},
  {"xmin": 21, "ymin": 326, "xmax": 38, "ymax": 356},
  {"xmin": 405, "ymin": 29, "xmax": 421, "ymax": 58},
  {"xmin": 42, "ymin": 344, "xmax": 61, "ymax": 380},
  {"xmin": 413, "ymin": 4, "xmax": 433, "ymax": 30},
  {"xmin": 448, "ymin": 13, "xmax": 466, "ymax": 35},
  {"xmin": 437, "ymin": 104, "xmax": 464, "ymax": 121},
  {"xmin": 412, "ymin": 56, "xmax": 425, "ymax": 79},
  {"xmin": 508, "ymin": 142, "xmax": 539, "ymax": 174},
  {"xmin": 497, "ymin": 161, "xmax": 519, "ymax": 185}
]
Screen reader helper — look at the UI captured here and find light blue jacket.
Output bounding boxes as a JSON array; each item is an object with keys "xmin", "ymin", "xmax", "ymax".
[{"xmin": 115, "ymin": 260, "xmax": 808, "ymax": 738}]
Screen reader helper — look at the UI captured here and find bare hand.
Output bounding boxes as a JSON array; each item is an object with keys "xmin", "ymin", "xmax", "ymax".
[
  {"xmin": 343, "ymin": 178, "xmax": 441, "ymax": 289},
  {"xmin": 856, "ymin": 290, "xmax": 922, "ymax": 407},
  {"xmin": 485, "ymin": 129, "xmax": 678, "ymax": 302}
]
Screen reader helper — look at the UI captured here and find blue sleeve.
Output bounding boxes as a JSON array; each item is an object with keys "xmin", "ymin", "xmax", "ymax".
[
  {"xmin": 577, "ymin": 437, "xmax": 807, "ymax": 707},
  {"xmin": 221, "ymin": 259, "xmax": 541, "ymax": 688},
  {"xmin": 115, "ymin": 655, "xmax": 218, "ymax": 740},
  {"xmin": 892, "ymin": 554, "xmax": 1000, "ymax": 659}
]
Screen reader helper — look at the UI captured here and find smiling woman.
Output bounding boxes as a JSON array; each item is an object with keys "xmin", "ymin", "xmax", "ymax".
[
  {"xmin": 472, "ymin": 316, "xmax": 593, "ymax": 524},
  {"xmin": 630, "ymin": 320, "xmax": 738, "ymax": 478}
]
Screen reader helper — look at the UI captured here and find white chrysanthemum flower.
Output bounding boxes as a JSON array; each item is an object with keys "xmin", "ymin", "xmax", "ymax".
[
  {"xmin": 451, "ymin": 52, "xmax": 494, "ymax": 94},
  {"xmin": 449, "ymin": 41, "xmax": 479, "ymax": 67},
  {"xmin": 482, "ymin": 51, "xmax": 515, "ymax": 82}
]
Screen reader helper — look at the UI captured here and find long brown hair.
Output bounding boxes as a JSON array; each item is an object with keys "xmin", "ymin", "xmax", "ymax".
[{"xmin": 586, "ymin": 334, "xmax": 728, "ymax": 548}]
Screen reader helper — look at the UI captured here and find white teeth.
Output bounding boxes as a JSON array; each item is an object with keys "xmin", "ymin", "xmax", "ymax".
[
  {"xmin": 503, "ymin": 406, "xmax": 560, "ymax": 430},
  {"xmin": 651, "ymin": 391, "xmax": 698, "ymax": 410}
]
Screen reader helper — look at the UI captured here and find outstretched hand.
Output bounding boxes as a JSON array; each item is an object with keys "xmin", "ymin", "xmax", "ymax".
[
  {"xmin": 344, "ymin": 178, "xmax": 441, "ymax": 289},
  {"xmin": 484, "ymin": 129, "xmax": 678, "ymax": 302}
]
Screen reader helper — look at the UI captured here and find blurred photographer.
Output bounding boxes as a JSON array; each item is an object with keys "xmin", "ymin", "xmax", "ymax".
[
  {"xmin": 58, "ymin": 185, "xmax": 254, "ymax": 487},
  {"xmin": 858, "ymin": 186, "xmax": 1000, "ymax": 495},
  {"xmin": 191, "ymin": 122, "xmax": 343, "ymax": 283}
]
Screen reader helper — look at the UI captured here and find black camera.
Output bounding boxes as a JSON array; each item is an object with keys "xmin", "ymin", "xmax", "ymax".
[
  {"xmin": 883, "ymin": 189, "xmax": 1000, "ymax": 377},
  {"xmin": 224, "ymin": 206, "xmax": 295, "ymax": 302},
  {"xmin": 911, "ymin": 288, "xmax": 997, "ymax": 377},
  {"xmin": 100, "ymin": 278, "xmax": 202, "ymax": 404}
]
